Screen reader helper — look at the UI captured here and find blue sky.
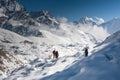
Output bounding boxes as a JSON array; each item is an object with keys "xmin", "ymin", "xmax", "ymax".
[{"xmin": 17, "ymin": 0, "xmax": 120, "ymax": 22}]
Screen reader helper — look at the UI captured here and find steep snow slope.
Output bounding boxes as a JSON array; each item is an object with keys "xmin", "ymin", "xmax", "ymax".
[
  {"xmin": 42, "ymin": 30, "xmax": 120, "ymax": 80},
  {"xmin": 101, "ymin": 30, "xmax": 120, "ymax": 44}
]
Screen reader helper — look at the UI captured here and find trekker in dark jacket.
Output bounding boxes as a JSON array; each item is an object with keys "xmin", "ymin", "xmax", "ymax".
[
  {"xmin": 56, "ymin": 51, "xmax": 59, "ymax": 58},
  {"xmin": 52, "ymin": 50, "xmax": 59, "ymax": 59},
  {"xmin": 85, "ymin": 47, "xmax": 88, "ymax": 57}
]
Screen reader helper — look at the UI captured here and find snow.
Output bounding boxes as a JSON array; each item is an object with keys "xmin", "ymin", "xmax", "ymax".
[
  {"xmin": 0, "ymin": 8, "xmax": 6, "ymax": 17},
  {"xmin": 95, "ymin": 17, "xmax": 104, "ymax": 24},
  {"xmin": 0, "ymin": 28, "xmax": 29, "ymax": 43},
  {"xmin": 77, "ymin": 17, "xmax": 104, "ymax": 25},
  {"xmin": 0, "ymin": 0, "xmax": 118, "ymax": 80},
  {"xmin": 0, "ymin": 1, "xmax": 111, "ymax": 79},
  {"xmin": 0, "ymin": 20, "xmax": 110, "ymax": 80},
  {"xmin": 78, "ymin": 25, "xmax": 109, "ymax": 42},
  {"xmin": 9, "ymin": 19, "xmax": 23, "ymax": 26},
  {"xmin": 101, "ymin": 18, "xmax": 120, "ymax": 34},
  {"xmin": 41, "ymin": 30, "xmax": 120, "ymax": 80}
]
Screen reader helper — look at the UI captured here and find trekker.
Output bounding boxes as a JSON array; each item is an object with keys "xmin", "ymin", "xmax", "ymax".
[
  {"xmin": 85, "ymin": 47, "xmax": 88, "ymax": 57},
  {"xmin": 52, "ymin": 50, "xmax": 56, "ymax": 59},
  {"xmin": 52, "ymin": 50, "xmax": 59, "ymax": 59},
  {"xmin": 55, "ymin": 51, "xmax": 59, "ymax": 58}
]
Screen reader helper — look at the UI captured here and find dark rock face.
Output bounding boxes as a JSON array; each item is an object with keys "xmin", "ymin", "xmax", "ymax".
[
  {"xmin": 0, "ymin": 0, "xmax": 43, "ymax": 37},
  {"xmin": 30, "ymin": 10, "xmax": 60, "ymax": 28}
]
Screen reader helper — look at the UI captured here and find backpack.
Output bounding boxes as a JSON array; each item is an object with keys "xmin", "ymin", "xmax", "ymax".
[{"xmin": 56, "ymin": 51, "xmax": 59, "ymax": 58}]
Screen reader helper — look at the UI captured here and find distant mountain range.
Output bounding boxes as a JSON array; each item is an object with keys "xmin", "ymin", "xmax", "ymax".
[
  {"xmin": 0, "ymin": 0, "xmax": 120, "ymax": 36},
  {"xmin": 0, "ymin": 0, "xmax": 120, "ymax": 37},
  {"xmin": 74, "ymin": 17, "xmax": 120, "ymax": 34},
  {"xmin": 0, "ymin": 0, "xmax": 59, "ymax": 37}
]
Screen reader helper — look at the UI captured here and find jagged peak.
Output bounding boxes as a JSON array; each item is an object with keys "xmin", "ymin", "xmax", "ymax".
[
  {"xmin": 77, "ymin": 17, "xmax": 96, "ymax": 25},
  {"xmin": 30, "ymin": 10, "xmax": 59, "ymax": 28},
  {"xmin": 39, "ymin": 10, "xmax": 54, "ymax": 18},
  {"xmin": 0, "ymin": 0, "xmax": 25, "ymax": 12},
  {"xmin": 79, "ymin": 17, "xmax": 94, "ymax": 21},
  {"xmin": 30, "ymin": 10, "xmax": 54, "ymax": 18},
  {"xmin": 41, "ymin": 10, "xmax": 49, "ymax": 15},
  {"xmin": 74, "ymin": 17, "xmax": 104, "ymax": 25}
]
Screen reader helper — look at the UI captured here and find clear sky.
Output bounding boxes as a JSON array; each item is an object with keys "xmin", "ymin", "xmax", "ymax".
[{"xmin": 17, "ymin": 0, "xmax": 120, "ymax": 22}]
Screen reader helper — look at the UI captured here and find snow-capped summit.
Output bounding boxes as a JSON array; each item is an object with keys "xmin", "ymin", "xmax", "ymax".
[
  {"xmin": 79, "ymin": 17, "xmax": 95, "ymax": 24},
  {"xmin": 30, "ymin": 10, "xmax": 60, "ymax": 28},
  {"xmin": 73, "ymin": 17, "xmax": 96, "ymax": 25},
  {"xmin": 74, "ymin": 17, "xmax": 104, "ymax": 26},
  {"xmin": 100, "ymin": 18, "xmax": 120, "ymax": 34}
]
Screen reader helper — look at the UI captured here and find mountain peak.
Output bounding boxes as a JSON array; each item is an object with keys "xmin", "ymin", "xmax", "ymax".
[
  {"xmin": 79, "ymin": 17, "xmax": 95, "ymax": 24},
  {"xmin": 30, "ymin": 10, "xmax": 60, "ymax": 28},
  {"xmin": 111, "ymin": 17, "xmax": 120, "ymax": 21},
  {"xmin": 81, "ymin": 17, "xmax": 93, "ymax": 21},
  {"xmin": 73, "ymin": 17, "xmax": 96, "ymax": 25},
  {"xmin": 74, "ymin": 17, "xmax": 104, "ymax": 25},
  {"xmin": 40, "ymin": 10, "xmax": 52, "ymax": 16}
]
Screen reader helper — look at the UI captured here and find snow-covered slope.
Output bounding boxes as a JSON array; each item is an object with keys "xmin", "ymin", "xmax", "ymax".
[
  {"xmin": 101, "ymin": 30, "xmax": 120, "ymax": 44},
  {"xmin": 0, "ymin": 21, "xmax": 109, "ymax": 80},
  {"xmin": 41, "ymin": 30, "xmax": 120, "ymax": 80},
  {"xmin": 0, "ymin": 26, "xmax": 93, "ymax": 79},
  {"xmin": 0, "ymin": 49, "xmax": 22, "ymax": 74},
  {"xmin": 100, "ymin": 18, "xmax": 120, "ymax": 34}
]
